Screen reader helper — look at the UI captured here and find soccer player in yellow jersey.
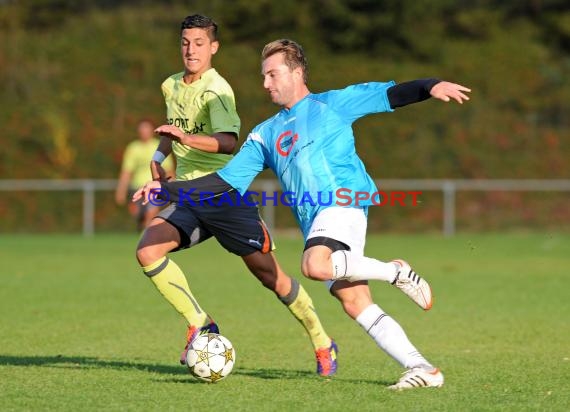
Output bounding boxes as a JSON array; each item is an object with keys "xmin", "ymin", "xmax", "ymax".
[
  {"xmin": 135, "ymin": 15, "xmax": 337, "ymax": 376},
  {"xmin": 115, "ymin": 118, "xmax": 174, "ymax": 230}
]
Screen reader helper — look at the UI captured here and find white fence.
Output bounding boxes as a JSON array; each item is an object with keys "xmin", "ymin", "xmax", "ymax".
[
  {"xmin": 1, "ymin": 179, "xmax": 570, "ymax": 236},
  {"xmin": 0, "ymin": 179, "xmax": 116, "ymax": 236}
]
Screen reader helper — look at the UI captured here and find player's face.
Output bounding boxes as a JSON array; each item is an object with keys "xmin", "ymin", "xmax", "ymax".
[
  {"xmin": 180, "ymin": 28, "xmax": 218, "ymax": 79},
  {"xmin": 262, "ymin": 53, "xmax": 299, "ymax": 108},
  {"xmin": 137, "ymin": 121, "xmax": 154, "ymax": 142}
]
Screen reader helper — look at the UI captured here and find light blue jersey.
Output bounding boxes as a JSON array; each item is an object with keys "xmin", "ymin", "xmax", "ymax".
[{"xmin": 218, "ymin": 81, "xmax": 395, "ymax": 237}]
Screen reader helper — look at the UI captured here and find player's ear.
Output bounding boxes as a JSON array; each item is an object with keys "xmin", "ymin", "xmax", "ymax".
[
  {"xmin": 211, "ymin": 40, "xmax": 219, "ymax": 55},
  {"xmin": 293, "ymin": 66, "xmax": 304, "ymax": 81}
]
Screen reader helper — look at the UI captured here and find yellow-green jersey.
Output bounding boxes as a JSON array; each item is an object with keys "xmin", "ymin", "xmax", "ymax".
[
  {"xmin": 161, "ymin": 68, "xmax": 241, "ymax": 180},
  {"xmin": 121, "ymin": 138, "xmax": 174, "ymax": 189}
]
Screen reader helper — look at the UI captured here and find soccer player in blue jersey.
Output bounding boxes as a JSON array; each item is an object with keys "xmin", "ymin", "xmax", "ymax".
[{"xmin": 136, "ymin": 39, "xmax": 471, "ymax": 389}]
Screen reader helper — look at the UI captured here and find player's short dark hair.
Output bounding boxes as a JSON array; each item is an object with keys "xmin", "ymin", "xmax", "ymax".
[
  {"xmin": 262, "ymin": 39, "xmax": 308, "ymax": 84},
  {"xmin": 180, "ymin": 14, "xmax": 218, "ymax": 41}
]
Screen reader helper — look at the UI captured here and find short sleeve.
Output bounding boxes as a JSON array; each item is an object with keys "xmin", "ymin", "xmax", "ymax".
[{"xmin": 205, "ymin": 90, "xmax": 241, "ymax": 136}]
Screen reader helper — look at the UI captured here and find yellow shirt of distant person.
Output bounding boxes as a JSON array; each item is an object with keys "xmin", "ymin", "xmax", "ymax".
[
  {"xmin": 121, "ymin": 137, "xmax": 174, "ymax": 189},
  {"xmin": 161, "ymin": 68, "xmax": 241, "ymax": 180}
]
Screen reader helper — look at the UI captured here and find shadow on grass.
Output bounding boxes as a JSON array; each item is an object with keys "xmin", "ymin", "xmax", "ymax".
[
  {"xmin": 0, "ymin": 354, "xmax": 186, "ymax": 375},
  {"xmin": 159, "ymin": 366, "xmax": 391, "ymax": 385},
  {"xmin": 235, "ymin": 367, "xmax": 391, "ymax": 385},
  {"xmin": 234, "ymin": 367, "xmax": 314, "ymax": 379},
  {"xmin": 0, "ymin": 355, "xmax": 391, "ymax": 385},
  {"xmin": 156, "ymin": 367, "xmax": 317, "ymax": 384}
]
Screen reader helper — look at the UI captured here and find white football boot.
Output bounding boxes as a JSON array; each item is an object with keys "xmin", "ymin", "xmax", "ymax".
[
  {"xmin": 391, "ymin": 259, "xmax": 433, "ymax": 310},
  {"xmin": 388, "ymin": 367, "xmax": 444, "ymax": 390}
]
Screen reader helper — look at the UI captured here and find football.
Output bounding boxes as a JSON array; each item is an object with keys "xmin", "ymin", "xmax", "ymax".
[{"xmin": 185, "ymin": 333, "xmax": 236, "ymax": 383}]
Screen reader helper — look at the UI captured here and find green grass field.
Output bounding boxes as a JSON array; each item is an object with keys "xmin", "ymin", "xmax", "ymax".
[{"xmin": 1, "ymin": 233, "xmax": 568, "ymax": 411}]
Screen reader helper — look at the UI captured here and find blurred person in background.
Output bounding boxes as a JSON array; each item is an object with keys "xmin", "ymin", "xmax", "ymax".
[{"xmin": 115, "ymin": 118, "xmax": 174, "ymax": 230}]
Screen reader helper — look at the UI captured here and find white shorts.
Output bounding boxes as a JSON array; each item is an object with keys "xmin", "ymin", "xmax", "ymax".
[{"xmin": 306, "ymin": 207, "xmax": 368, "ymax": 289}]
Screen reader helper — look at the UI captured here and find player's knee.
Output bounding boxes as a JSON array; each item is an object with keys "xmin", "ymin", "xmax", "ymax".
[
  {"xmin": 135, "ymin": 246, "xmax": 149, "ymax": 267},
  {"xmin": 301, "ymin": 259, "xmax": 332, "ymax": 281},
  {"xmin": 135, "ymin": 223, "xmax": 179, "ymax": 267},
  {"xmin": 136, "ymin": 244, "xmax": 162, "ymax": 267}
]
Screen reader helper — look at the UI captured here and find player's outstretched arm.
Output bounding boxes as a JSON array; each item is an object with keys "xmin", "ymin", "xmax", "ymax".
[
  {"xmin": 387, "ymin": 79, "xmax": 471, "ymax": 108},
  {"xmin": 132, "ymin": 174, "xmax": 235, "ymax": 205},
  {"xmin": 429, "ymin": 81, "xmax": 471, "ymax": 104},
  {"xmin": 162, "ymin": 173, "xmax": 234, "ymax": 203}
]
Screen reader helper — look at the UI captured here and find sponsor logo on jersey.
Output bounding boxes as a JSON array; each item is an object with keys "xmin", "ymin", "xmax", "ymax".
[{"xmin": 276, "ymin": 130, "xmax": 298, "ymax": 156}]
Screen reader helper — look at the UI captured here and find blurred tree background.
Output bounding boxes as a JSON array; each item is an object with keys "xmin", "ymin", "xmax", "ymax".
[{"xmin": 1, "ymin": 0, "xmax": 569, "ymax": 232}]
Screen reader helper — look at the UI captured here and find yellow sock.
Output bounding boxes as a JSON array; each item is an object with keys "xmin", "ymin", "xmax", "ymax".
[
  {"xmin": 280, "ymin": 279, "xmax": 332, "ymax": 350},
  {"xmin": 143, "ymin": 257, "xmax": 208, "ymax": 327}
]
